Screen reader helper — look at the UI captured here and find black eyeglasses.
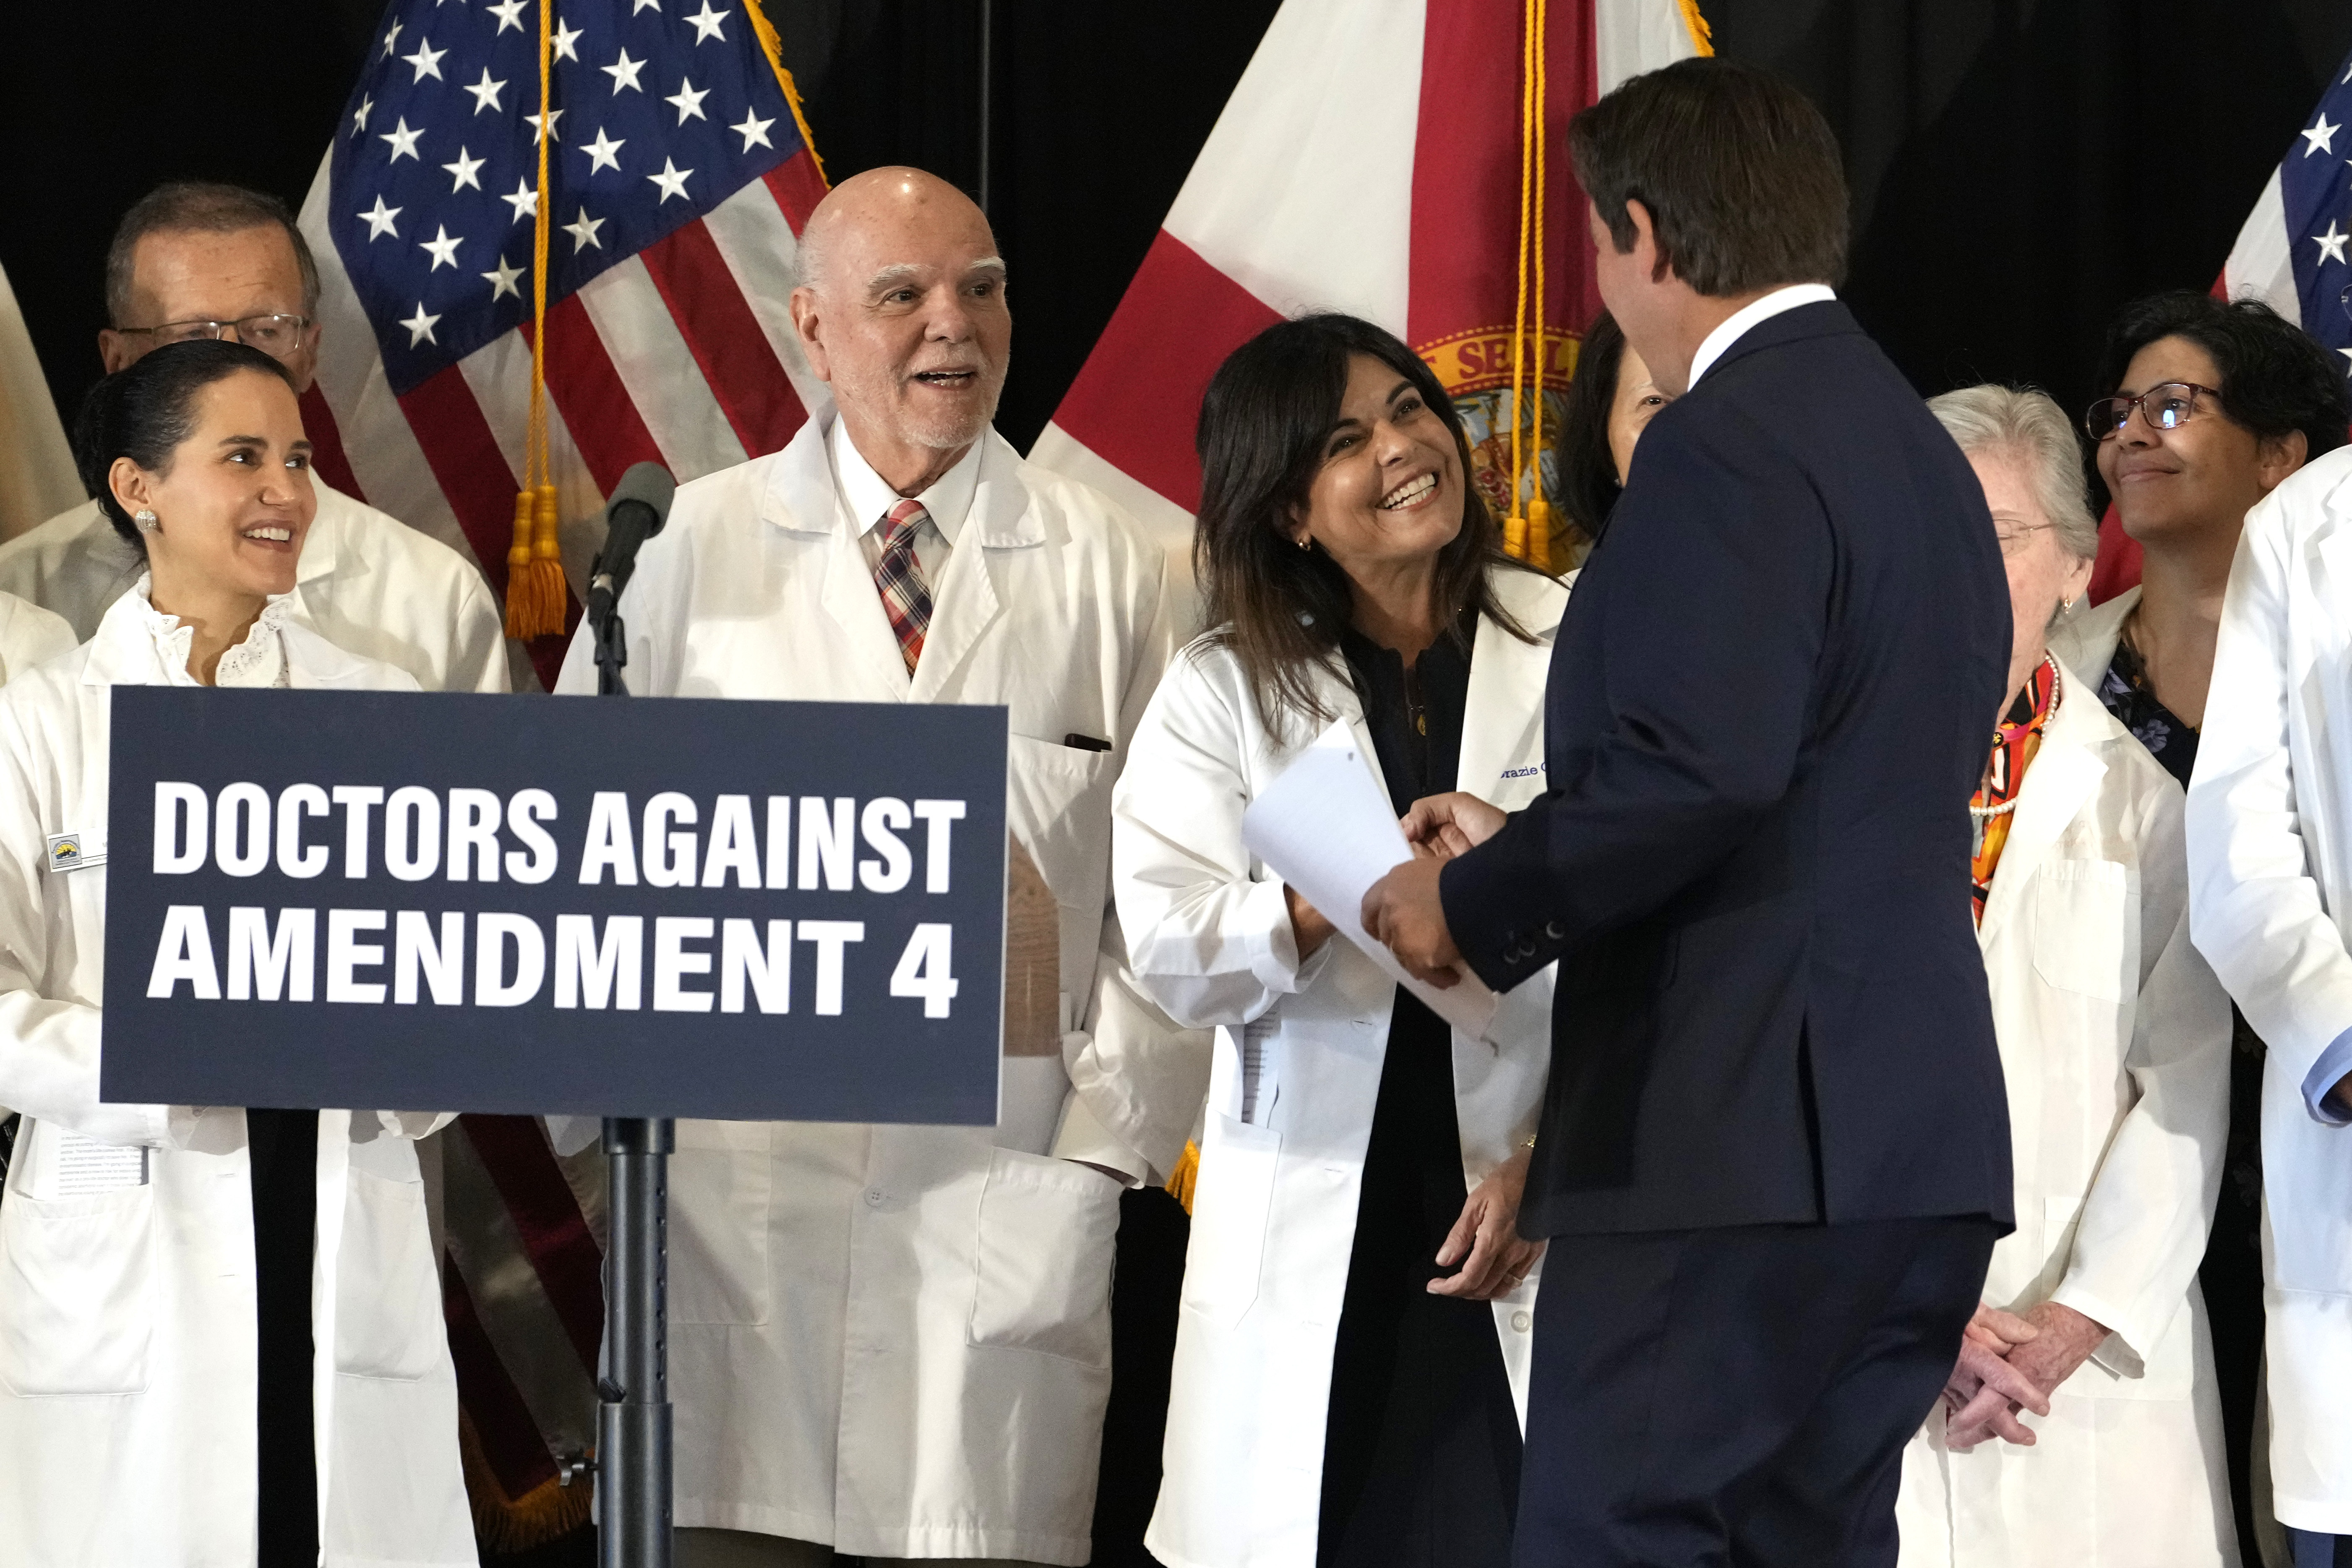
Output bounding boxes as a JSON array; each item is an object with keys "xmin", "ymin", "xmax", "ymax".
[
  {"xmin": 2084, "ymin": 382, "xmax": 2221, "ymax": 441},
  {"xmin": 114, "ymin": 313, "xmax": 311, "ymax": 352}
]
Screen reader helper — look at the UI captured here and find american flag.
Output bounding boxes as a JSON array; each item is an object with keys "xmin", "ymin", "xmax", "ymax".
[
  {"xmin": 295, "ymin": 1, "xmax": 829, "ymax": 1547},
  {"xmin": 296, "ymin": 0, "xmax": 829, "ymax": 691}
]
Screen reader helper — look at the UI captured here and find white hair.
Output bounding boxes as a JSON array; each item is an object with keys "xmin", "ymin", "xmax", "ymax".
[{"xmin": 1927, "ymin": 384, "xmax": 2099, "ymax": 562}]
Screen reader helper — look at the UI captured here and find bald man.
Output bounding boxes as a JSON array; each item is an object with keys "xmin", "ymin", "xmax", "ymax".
[{"xmin": 555, "ymin": 169, "xmax": 1202, "ymax": 1568}]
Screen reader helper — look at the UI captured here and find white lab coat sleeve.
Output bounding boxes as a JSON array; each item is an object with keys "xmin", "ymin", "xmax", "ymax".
[
  {"xmin": 0, "ymin": 698, "xmax": 166, "ymax": 1147},
  {"xmin": 2187, "ymin": 495, "xmax": 2352, "ymax": 1114},
  {"xmin": 1112, "ymin": 646, "xmax": 1324, "ymax": 1033},
  {"xmin": 450, "ymin": 571, "xmax": 511, "ymax": 693},
  {"xmin": 1057, "ymin": 543, "xmax": 1211, "ymax": 1185},
  {"xmin": 2050, "ymin": 783, "xmax": 2231, "ymax": 1373}
]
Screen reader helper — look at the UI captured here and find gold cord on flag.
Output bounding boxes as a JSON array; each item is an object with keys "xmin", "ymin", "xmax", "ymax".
[
  {"xmin": 1505, "ymin": 0, "xmax": 1557, "ymax": 574},
  {"xmin": 506, "ymin": 0, "xmax": 567, "ymax": 641},
  {"xmin": 1679, "ymin": 0, "xmax": 1716, "ymax": 56},
  {"xmin": 742, "ymin": 0, "xmax": 827, "ymax": 185}
]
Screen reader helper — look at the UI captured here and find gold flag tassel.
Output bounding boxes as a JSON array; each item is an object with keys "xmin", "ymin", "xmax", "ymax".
[
  {"xmin": 1503, "ymin": 0, "xmax": 1559, "ymax": 574},
  {"xmin": 1165, "ymin": 1139, "xmax": 1200, "ymax": 1215},
  {"xmin": 506, "ymin": 0, "xmax": 568, "ymax": 641}
]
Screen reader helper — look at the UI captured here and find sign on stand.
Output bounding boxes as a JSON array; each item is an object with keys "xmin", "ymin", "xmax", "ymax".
[{"xmin": 98, "ymin": 688, "xmax": 1008, "ymax": 1124}]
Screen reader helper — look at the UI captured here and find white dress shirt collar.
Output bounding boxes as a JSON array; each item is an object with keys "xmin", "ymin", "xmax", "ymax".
[
  {"xmin": 1687, "ymin": 282, "xmax": 1839, "ymax": 389},
  {"xmin": 827, "ymin": 417, "xmax": 982, "ymax": 546}
]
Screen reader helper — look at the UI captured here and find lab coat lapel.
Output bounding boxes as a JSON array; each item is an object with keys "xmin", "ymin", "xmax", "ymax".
[
  {"xmin": 1458, "ymin": 567, "xmax": 1565, "ymax": 795},
  {"xmin": 1977, "ymin": 670, "xmax": 2107, "ymax": 946},
  {"xmin": 768, "ymin": 419, "xmax": 919, "ymax": 700},
  {"xmin": 907, "ymin": 434, "xmax": 1036, "ymax": 703}
]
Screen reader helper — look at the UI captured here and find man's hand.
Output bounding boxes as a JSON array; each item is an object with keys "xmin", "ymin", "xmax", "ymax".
[
  {"xmin": 1361, "ymin": 856, "xmax": 1464, "ymax": 987},
  {"xmin": 1428, "ymin": 1146, "xmax": 1545, "ymax": 1300},
  {"xmin": 1400, "ymin": 792, "xmax": 1508, "ymax": 860},
  {"xmin": 1284, "ymin": 884, "xmax": 1335, "ymax": 959}
]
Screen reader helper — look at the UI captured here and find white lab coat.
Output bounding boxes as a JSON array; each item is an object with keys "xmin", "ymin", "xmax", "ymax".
[
  {"xmin": 0, "ymin": 587, "xmax": 70, "ymax": 683},
  {"xmin": 0, "ymin": 590, "xmax": 474, "ymax": 1567},
  {"xmin": 0, "ymin": 483, "xmax": 510, "ymax": 693},
  {"xmin": 1111, "ymin": 564, "xmax": 1565, "ymax": 1568},
  {"xmin": 2187, "ymin": 444, "xmax": 2352, "ymax": 1535},
  {"xmin": 1895, "ymin": 655, "xmax": 2237, "ymax": 1565},
  {"xmin": 551, "ymin": 413, "xmax": 1197, "ymax": 1564}
]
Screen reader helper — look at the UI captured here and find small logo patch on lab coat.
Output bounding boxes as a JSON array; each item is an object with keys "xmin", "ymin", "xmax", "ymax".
[{"xmin": 45, "ymin": 832, "xmax": 103, "ymax": 873}]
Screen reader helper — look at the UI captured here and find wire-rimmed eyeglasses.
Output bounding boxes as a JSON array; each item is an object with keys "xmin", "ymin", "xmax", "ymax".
[
  {"xmin": 2083, "ymin": 382, "xmax": 2221, "ymax": 441},
  {"xmin": 113, "ymin": 314, "xmax": 311, "ymax": 352}
]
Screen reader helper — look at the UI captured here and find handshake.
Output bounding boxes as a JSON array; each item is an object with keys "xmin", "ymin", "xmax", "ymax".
[{"xmin": 1357, "ymin": 792, "xmax": 1509, "ymax": 989}]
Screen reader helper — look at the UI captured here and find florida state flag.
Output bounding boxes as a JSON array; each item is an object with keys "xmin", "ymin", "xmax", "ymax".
[{"xmin": 1030, "ymin": 0, "xmax": 1712, "ymax": 577}]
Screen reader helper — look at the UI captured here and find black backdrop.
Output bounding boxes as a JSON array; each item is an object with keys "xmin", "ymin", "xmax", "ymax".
[
  {"xmin": 9, "ymin": 6, "xmax": 2352, "ymax": 1565},
  {"xmin": 10, "ymin": 3, "xmax": 2351, "ymax": 465}
]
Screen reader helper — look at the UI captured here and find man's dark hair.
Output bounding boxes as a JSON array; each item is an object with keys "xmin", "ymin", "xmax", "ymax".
[
  {"xmin": 105, "ymin": 182, "xmax": 320, "ymax": 327},
  {"xmin": 2097, "ymin": 291, "xmax": 2350, "ymax": 462},
  {"xmin": 1569, "ymin": 57, "xmax": 1849, "ymax": 297},
  {"xmin": 73, "ymin": 340, "xmax": 297, "ymax": 555},
  {"xmin": 1193, "ymin": 313, "xmax": 1539, "ymax": 735}
]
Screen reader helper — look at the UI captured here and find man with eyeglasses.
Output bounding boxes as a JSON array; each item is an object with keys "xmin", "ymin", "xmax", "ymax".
[
  {"xmin": 0, "ymin": 181, "xmax": 508, "ymax": 693},
  {"xmin": 2047, "ymin": 290, "xmax": 2349, "ymax": 1568}
]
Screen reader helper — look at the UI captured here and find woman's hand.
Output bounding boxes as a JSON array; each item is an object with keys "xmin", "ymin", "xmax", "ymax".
[
  {"xmin": 1427, "ymin": 1145, "xmax": 1545, "ymax": 1300},
  {"xmin": 1938, "ymin": 1302, "xmax": 2054, "ymax": 1450},
  {"xmin": 1285, "ymin": 884, "xmax": 1336, "ymax": 959},
  {"xmin": 1401, "ymin": 791, "xmax": 1508, "ymax": 859}
]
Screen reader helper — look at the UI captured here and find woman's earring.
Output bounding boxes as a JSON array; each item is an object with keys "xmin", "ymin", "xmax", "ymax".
[
  {"xmin": 133, "ymin": 509, "xmax": 159, "ymax": 534},
  {"xmin": 2062, "ymin": 594, "xmax": 2077, "ymax": 611},
  {"xmin": 1295, "ymin": 535, "xmax": 1311, "ymax": 551}
]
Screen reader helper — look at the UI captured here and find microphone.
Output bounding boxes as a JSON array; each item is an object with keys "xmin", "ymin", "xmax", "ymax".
[{"xmin": 586, "ymin": 462, "xmax": 677, "ymax": 629}]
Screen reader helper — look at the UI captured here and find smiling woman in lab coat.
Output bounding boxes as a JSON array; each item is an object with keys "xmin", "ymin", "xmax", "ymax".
[
  {"xmin": 1893, "ymin": 384, "xmax": 2237, "ymax": 1567},
  {"xmin": 0, "ymin": 341, "xmax": 472, "ymax": 1567},
  {"xmin": 1113, "ymin": 314, "xmax": 1565, "ymax": 1568}
]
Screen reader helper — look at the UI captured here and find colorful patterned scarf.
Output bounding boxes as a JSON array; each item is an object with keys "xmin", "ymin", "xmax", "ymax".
[{"xmin": 1969, "ymin": 655, "xmax": 2060, "ymax": 925}]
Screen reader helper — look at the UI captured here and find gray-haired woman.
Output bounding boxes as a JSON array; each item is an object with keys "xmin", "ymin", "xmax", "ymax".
[{"xmin": 1893, "ymin": 384, "xmax": 2238, "ymax": 1565}]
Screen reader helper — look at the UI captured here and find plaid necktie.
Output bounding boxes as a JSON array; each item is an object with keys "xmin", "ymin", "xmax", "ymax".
[{"xmin": 873, "ymin": 497, "xmax": 934, "ymax": 675}]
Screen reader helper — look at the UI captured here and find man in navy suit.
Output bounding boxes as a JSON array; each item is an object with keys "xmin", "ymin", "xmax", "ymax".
[{"xmin": 1363, "ymin": 59, "xmax": 2030, "ymax": 1565}]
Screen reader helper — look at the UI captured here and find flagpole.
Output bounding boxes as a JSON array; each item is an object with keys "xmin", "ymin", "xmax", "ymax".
[{"xmin": 976, "ymin": 0, "xmax": 995, "ymax": 216}]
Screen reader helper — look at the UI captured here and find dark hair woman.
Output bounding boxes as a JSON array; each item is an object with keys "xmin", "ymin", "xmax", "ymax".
[
  {"xmin": 2050, "ymin": 290, "xmax": 2352, "ymax": 1566},
  {"xmin": 1557, "ymin": 309, "xmax": 1673, "ymax": 541},
  {"xmin": 0, "ymin": 341, "xmax": 471, "ymax": 1564},
  {"xmin": 1113, "ymin": 312, "xmax": 1567, "ymax": 1568}
]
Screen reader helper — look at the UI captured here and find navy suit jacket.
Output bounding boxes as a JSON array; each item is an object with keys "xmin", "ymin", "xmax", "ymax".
[{"xmin": 1442, "ymin": 300, "xmax": 2015, "ymax": 1238}]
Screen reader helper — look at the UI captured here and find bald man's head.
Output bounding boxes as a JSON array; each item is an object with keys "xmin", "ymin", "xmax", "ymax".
[{"xmin": 786, "ymin": 170, "xmax": 1011, "ymax": 492}]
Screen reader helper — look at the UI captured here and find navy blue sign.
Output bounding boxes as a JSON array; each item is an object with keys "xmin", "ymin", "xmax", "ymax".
[{"xmin": 99, "ymin": 688, "xmax": 1007, "ymax": 1124}]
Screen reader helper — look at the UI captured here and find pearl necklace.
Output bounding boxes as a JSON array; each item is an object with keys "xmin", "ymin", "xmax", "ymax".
[{"xmin": 1969, "ymin": 655, "xmax": 2062, "ymax": 821}]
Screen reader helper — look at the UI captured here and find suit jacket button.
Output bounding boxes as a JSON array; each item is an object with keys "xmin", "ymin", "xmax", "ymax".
[{"xmin": 1543, "ymin": 921, "xmax": 1567, "ymax": 941}]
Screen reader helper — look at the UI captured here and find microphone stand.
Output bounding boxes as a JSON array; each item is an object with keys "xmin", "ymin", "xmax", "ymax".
[{"xmin": 589, "ymin": 564, "xmax": 673, "ymax": 1568}]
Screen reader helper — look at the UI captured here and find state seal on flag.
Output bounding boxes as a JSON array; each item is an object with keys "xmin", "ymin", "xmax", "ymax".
[{"xmin": 1419, "ymin": 326, "xmax": 1586, "ymax": 565}]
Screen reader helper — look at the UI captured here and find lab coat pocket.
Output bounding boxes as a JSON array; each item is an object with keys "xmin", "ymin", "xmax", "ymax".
[
  {"xmin": 0, "ymin": 1185, "xmax": 155, "ymax": 1396},
  {"xmin": 1179, "ymin": 1112, "xmax": 1280, "ymax": 1330},
  {"xmin": 670, "ymin": 1119, "xmax": 772, "ymax": 1326},
  {"xmin": 2032, "ymin": 861, "xmax": 2130, "ymax": 1003},
  {"xmin": 335, "ymin": 1168, "xmax": 443, "ymax": 1381},
  {"xmin": 967, "ymin": 1145, "xmax": 1121, "ymax": 1367}
]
